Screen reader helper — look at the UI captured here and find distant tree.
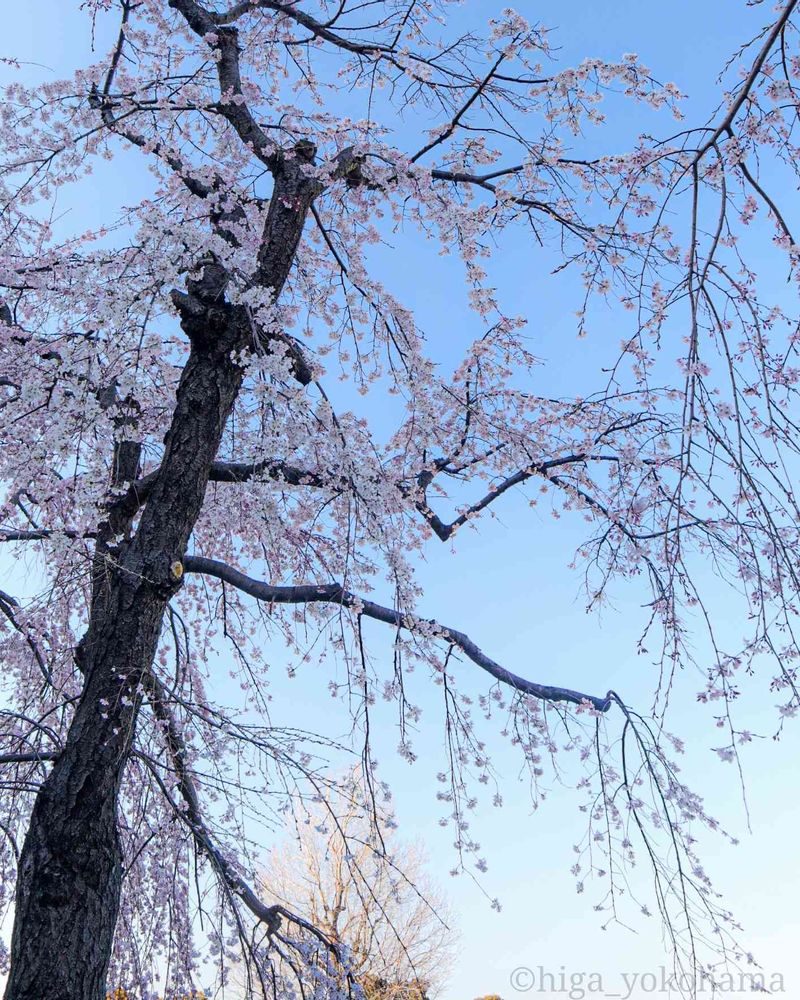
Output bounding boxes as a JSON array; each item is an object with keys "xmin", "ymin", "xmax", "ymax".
[
  {"xmin": 258, "ymin": 778, "xmax": 455, "ymax": 999},
  {"xmin": 360, "ymin": 975, "xmax": 429, "ymax": 1000}
]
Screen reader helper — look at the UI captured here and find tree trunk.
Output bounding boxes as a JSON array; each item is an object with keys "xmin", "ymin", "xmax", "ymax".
[{"xmin": 4, "ymin": 157, "xmax": 316, "ymax": 1000}]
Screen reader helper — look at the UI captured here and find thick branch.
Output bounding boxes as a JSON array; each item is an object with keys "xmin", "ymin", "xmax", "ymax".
[
  {"xmin": 0, "ymin": 752, "xmax": 60, "ymax": 765},
  {"xmin": 208, "ymin": 459, "xmax": 325, "ymax": 487},
  {"xmin": 183, "ymin": 555, "xmax": 613, "ymax": 711},
  {"xmin": 109, "ymin": 458, "xmax": 326, "ymax": 519}
]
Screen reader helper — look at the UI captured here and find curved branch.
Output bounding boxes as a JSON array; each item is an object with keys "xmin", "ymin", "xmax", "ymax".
[
  {"xmin": 412, "ymin": 451, "xmax": 626, "ymax": 542},
  {"xmin": 182, "ymin": 555, "xmax": 614, "ymax": 711}
]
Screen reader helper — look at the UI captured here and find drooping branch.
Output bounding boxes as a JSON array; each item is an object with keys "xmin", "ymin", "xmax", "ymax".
[
  {"xmin": 182, "ymin": 555, "xmax": 614, "ymax": 711},
  {"xmin": 0, "ymin": 590, "xmax": 52, "ymax": 685},
  {"xmin": 139, "ymin": 671, "xmax": 355, "ymax": 979},
  {"xmin": 139, "ymin": 670, "xmax": 282, "ymax": 934},
  {"xmin": 6, "ymin": 1, "xmax": 797, "ymax": 988}
]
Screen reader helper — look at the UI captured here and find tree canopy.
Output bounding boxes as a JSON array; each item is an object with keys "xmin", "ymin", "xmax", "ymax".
[{"xmin": 2, "ymin": 1, "xmax": 800, "ymax": 997}]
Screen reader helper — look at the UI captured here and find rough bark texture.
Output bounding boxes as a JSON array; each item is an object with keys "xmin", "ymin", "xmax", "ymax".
[{"xmin": 4, "ymin": 156, "xmax": 316, "ymax": 1000}]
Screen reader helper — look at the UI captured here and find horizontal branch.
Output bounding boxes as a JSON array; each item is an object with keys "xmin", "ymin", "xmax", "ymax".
[
  {"xmin": 0, "ymin": 528, "xmax": 89, "ymax": 542},
  {"xmin": 0, "ymin": 457, "xmax": 334, "ymax": 543},
  {"xmin": 208, "ymin": 459, "xmax": 325, "ymax": 488},
  {"xmin": 108, "ymin": 458, "xmax": 327, "ymax": 519},
  {"xmin": 183, "ymin": 555, "xmax": 613, "ymax": 711},
  {"xmin": 0, "ymin": 751, "xmax": 60, "ymax": 765}
]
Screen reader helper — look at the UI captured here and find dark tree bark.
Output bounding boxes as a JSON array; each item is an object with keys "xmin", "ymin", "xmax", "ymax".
[{"xmin": 4, "ymin": 155, "xmax": 317, "ymax": 1000}]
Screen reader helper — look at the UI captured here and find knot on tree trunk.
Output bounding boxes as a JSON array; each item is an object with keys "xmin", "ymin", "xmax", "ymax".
[{"xmin": 170, "ymin": 261, "xmax": 242, "ymax": 355}]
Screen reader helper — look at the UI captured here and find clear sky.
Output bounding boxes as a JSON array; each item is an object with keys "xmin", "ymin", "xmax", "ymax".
[{"xmin": 3, "ymin": 3, "xmax": 800, "ymax": 1000}]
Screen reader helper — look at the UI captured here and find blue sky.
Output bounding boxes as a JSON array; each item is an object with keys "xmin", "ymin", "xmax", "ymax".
[{"xmin": 3, "ymin": 3, "xmax": 800, "ymax": 999}]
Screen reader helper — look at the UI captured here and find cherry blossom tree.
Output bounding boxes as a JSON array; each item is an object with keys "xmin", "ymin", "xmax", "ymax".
[{"xmin": 2, "ymin": 0, "xmax": 800, "ymax": 997}]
